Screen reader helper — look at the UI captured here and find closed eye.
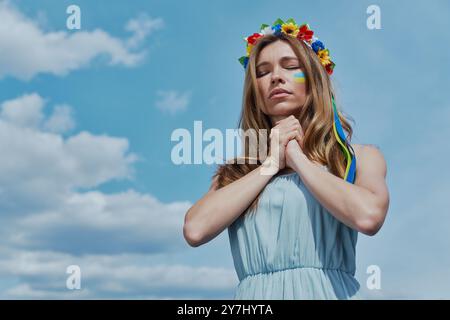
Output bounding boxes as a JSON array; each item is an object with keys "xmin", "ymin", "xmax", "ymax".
[
  {"xmin": 256, "ymin": 72, "xmax": 268, "ymax": 78},
  {"xmin": 257, "ymin": 66, "xmax": 299, "ymax": 77}
]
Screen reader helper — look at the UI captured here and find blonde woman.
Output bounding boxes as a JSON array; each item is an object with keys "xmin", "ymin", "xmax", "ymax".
[{"xmin": 183, "ymin": 18, "xmax": 390, "ymax": 299}]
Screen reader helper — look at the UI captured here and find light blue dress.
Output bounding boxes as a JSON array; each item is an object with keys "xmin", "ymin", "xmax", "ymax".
[{"xmin": 227, "ymin": 166, "xmax": 361, "ymax": 299}]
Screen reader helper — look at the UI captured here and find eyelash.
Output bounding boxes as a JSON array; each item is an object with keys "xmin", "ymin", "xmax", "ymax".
[{"xmin": 257, "ymin": 66, "xmax": 299, "ymax": 77}]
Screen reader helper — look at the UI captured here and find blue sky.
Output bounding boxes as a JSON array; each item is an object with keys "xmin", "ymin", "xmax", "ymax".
[{"xmin": 0, "ymin": 0, "xmax": 449, "ymax": 298}]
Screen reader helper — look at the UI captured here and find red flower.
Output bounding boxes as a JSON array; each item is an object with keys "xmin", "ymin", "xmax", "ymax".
[
  {"xmin": 297, "ymin": 24, "xmax": 314, "ymax": 42},
  {"xmin": 325, "ymin": 61, "xmax": 335, "ymax": 75},
  {"xmin": 246, "ymin": 33, "xmax": 263, "ymax": 45}
]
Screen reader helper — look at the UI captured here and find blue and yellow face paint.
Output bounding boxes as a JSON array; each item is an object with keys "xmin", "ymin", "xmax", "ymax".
[
  {"xmin": 293, "ymin": 71, "xmax": 306, "ymax": 83},
  {"xmin": 331, "ymin": 96, "xmax": 356, "ymax": 184}
]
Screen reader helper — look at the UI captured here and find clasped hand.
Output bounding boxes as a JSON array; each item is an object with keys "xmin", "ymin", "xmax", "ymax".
[{"xmin": 264, "ymin": 115, "xmax": 305, "ymax": 174}]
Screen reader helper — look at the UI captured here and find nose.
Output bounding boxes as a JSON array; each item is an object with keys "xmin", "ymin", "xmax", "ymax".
[{"xmin": 270, "ymin": 68, "xmax": 285, "ymax": 85}]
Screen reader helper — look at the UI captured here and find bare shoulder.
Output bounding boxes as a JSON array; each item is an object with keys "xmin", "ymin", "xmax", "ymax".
[
  {"xmin": 351, "ymin": 143, "xmax": 382, "ymax": 154},
  {"xmin": 351, "ymin": 143, "xmax": 387, "ymax": 180}
]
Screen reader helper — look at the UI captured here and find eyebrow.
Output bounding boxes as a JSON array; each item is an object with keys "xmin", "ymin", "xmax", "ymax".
[{"xmin": 256, "ymin": 56, "xmax": 299, "ymax": 69}]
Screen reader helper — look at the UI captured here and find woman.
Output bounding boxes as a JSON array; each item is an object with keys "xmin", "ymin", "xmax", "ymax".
[{"xmin": 183, "ymin": 18, "xmax": 390, "ymax": 299}]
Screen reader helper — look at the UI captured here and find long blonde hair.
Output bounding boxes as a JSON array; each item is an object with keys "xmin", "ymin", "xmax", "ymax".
[{"xmin": 213, "ymin": 33, "xmax": 355, "ymax": 212}]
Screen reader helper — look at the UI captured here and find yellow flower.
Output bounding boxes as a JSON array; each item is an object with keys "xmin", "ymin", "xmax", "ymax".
[
  {"xmin": 318, "ymin": 49, "xmax": 331, "ymax": 66},
  {"xmin": 281, "ymin": 22, "xmax": 299, "ymax": 37},
  {"xmin": 246, "ymin": 43, "xmax": 253, "ymax": 55}
]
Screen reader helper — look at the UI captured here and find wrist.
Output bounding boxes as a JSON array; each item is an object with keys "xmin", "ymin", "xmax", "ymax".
[
  {"xmin": 290, "ymin": 152, "xmax": 310, "ymax": 172},
  {"xmin": 260, "ymin": 156, "xmax": 279, "ymax": 176}
]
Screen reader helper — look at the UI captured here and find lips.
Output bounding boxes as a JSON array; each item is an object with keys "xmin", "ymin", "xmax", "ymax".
[{"xmin": 269, "ymin": 87, "xmax": 291, "ymax": 99}]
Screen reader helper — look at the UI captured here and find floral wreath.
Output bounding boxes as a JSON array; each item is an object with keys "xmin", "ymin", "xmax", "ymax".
[{"xmin": 238, "ymin": 18, "xmax": 336, "ymax": 75}]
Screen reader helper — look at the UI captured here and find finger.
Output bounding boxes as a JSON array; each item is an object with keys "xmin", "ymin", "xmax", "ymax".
[
  {"xmin": 289, "ymin": 121, "xmax": 301, "ymax": 132},
  {"xmin": 276, "ymin": 115, "xmax": 296, "ymax": 126},
  {"xmin": 284, "ymin": 117, "xmax": 301, "ymax": 130},
  {"xmin": 292, "ymin": 120, "xmax": 303, "ymax": 135},
  {"xmin": 295, "ymin": 132, "xmax": 304, "ymax": 149},
  {"xmin": 286, "ymin": 129, "xmax": 302, "ymax": 146},
  {"xmin": 278, "ymin": 120, "xmax": 296, "ymax": 132},
  {"xmin": 296, "ymin": 124, "xmax": 304, "ymax": 136},
  {"xmin": 292, "ymin": 118, "xmax": 302, "ymax": 128},
  {"xmin": 283, "ymin": 122, "xmax": 301, "ymax": 137},
  {"xmin": 281, "ymin": 130, "xmax": 298, "ymax": 146},
  {"xmin": 277, "ymin": 118, "xmax": 302, "ymax": 134}
]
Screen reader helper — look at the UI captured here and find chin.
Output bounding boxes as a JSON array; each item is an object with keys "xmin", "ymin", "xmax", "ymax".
[{"xmin": 267, "ymin": 103, "xmax": 300, "ymax": 117}]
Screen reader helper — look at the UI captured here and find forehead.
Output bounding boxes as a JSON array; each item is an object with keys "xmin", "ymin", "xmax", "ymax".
[{"xmin": 256, "ymin": 40, "xmax": 297, "ymax": 63}]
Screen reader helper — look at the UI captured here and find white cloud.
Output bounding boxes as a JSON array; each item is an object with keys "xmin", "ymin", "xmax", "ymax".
[
  {"xmin": 0, "ymin": 92, "xmax": 236, "ymax": 298},
  {"xmin": 0, "ymin": 93, "xmax": 74, "ymax": 134},
  {"xmin": 0, "ymin": 249, "xmax": 237, "ymax": 299},
  {"xmin": 155, "ymin": 90, "xmax": 191, "ymax": 115},
  {"xmin": 0, "ymin": 93, "xmax": 137, "ymax": 214},
  {"xmin": 0, "ymin": 92, "xmax": 191, "ymax": 254},
  {"xmin": 10, "ymin": 189, "xmax": 191, "ymax": 254},
  {"xmin": 3, "ymin": 284, "xmax": 89, "ymax": 299},
  {"xmin": 0, "ymin": 2, "xmax": 163, "ymax": 80},
  {"xmin": 43, "ymin": 104, "xmax": 75, "ymax": 134},
  {"xmin": 126, "ymin": 13, "xmax": 164, "ymax": 49},
  {"xmin": 0, "ymin": 92, "xmax": 45, "ymax": 129}
]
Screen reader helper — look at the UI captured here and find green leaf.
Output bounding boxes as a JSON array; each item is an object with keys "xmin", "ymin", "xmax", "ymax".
[
  {"xmin": 286, "ymin": 18, "xmax": 296, "ymax": 25},
  {"xmin": 259, "ymin": 23, "xmax": 269, "ymax": 31},
  {"xmin": 273, "ymin": 18, "xmax": 284, "ymax": 26}
]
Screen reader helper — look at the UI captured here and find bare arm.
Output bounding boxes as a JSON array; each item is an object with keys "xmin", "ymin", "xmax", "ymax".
[
  {"xmin": 183, "ymin": 162, "xmax": 277, "ymax": 247},
  {"xmin": 287, "ymin": 143, "xmax": 390, "ymax": 236}
]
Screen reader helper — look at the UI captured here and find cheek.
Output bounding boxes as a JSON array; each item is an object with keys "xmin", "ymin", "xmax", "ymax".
[
  {"xmin": 257, "ymin": 78, "xmax": 270, "ymax": 97},
  {"xmin": 293, "ymin": 71, "xmax": 306, "ymax": 84},
  {"xmin": 291, "ymin": 72, "xmax": 307, "ymax": 100}
]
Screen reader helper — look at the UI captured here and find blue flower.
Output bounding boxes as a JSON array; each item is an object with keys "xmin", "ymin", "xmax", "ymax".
[
  {"xmin": 311, "ymin": 40, "xmax": 325, "ymax": 53},
  {"xmin": 271, "ymin": 24, "xmax": 282, "ymax": 36}
]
